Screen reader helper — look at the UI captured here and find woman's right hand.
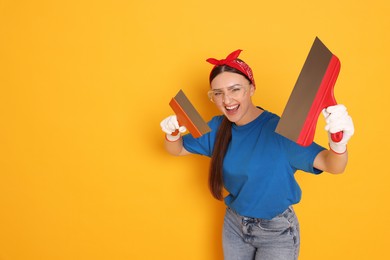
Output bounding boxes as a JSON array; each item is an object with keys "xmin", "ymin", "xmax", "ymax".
[{"xmin": 160, "ymin": 115, "xmax": 187, "ymax": 142}]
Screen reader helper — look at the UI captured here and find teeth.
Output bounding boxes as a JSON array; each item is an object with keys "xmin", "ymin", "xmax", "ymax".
[{"xmin": 226, "ymin": 105, "xmax": 239, "ymax": 110}]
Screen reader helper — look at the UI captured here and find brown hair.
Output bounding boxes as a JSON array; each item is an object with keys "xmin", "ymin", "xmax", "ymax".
[{"xmin": 208, "ymin": 64, "xmax": 251, "ymax": 200}]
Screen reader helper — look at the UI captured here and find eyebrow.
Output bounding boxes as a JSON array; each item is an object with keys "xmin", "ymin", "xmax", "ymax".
[{"xmin": 212, "ymin": 84, "xmax": 243, "ymax": 91}]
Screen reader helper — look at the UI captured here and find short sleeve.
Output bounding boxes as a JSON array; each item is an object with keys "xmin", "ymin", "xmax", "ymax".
[
  {"xmin": 182, "ymin": 116, "xmax": 222, "ymax": 157},
  {"xmin": 266, "ymin": 115, "xmax": 326, "ymax": 174},
  {"xmin": 286, "ymin": 140, "xmax": 326, "ymax": 174}
]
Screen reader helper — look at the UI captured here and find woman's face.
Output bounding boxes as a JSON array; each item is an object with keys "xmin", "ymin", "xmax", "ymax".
[{"xmin": 210, "ymin": 71, "xmax": 255, "ymax": 125}]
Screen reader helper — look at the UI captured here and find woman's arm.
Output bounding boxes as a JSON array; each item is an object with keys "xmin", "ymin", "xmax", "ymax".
[
  {"xmin": 314, "ymin": 149, "xmax": 348, "ymax": 174},
  {"xmin": 314, "ymin": 105, "xmax": 354, "ymax": 174},
  {"xmin": 161, "ymin": 115, "xmax": 191, "ymax": 156},
  {"xmin": 164, "ymin": 137, "xmax": 191, "ymax": 156}
]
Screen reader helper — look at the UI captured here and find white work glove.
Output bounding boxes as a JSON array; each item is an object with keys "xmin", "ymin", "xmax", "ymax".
[
  {"xmin": 160, "ymin": 115, "xmax": 187, "ymax": 142},
  {"xmin": 322, "ymin": 104, "xmax": 355, "ymax": 154}
]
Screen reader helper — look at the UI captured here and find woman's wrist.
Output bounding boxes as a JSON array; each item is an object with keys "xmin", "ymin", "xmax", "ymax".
[{"xmin": 165, "ymin": 134, "xmax": 182, "ymax": 142}]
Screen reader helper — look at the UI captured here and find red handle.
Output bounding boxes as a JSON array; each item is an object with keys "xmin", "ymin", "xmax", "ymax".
[{"xmin": 331, "ymin": 131, "xmax": 343, "ymax": 142}]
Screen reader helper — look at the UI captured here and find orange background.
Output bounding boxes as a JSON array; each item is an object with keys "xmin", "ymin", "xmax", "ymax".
[{"xmin": 1, "ymin": 0, "xmax": 389, "ymax": 259}]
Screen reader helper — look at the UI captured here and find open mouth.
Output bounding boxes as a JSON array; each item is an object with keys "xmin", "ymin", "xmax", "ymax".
[{"xmin": 225, "ymin": 104, "xmax": 239, "ymax": 113}]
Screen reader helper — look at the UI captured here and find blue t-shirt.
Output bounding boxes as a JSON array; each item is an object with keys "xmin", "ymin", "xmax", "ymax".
[{"xmin": 182, "ymin": 110, "xmax": 326, "ymax": 220}]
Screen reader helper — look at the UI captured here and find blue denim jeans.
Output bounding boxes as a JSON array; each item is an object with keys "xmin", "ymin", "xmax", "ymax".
[{"xmin": 223, "ymin": 207, "xmax": 300, "ymax": 260}]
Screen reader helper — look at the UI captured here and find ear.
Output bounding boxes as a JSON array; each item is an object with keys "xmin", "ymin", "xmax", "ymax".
[{"xmin": 250, "ymin": 84, "xmax": 255, "ymax": 96}]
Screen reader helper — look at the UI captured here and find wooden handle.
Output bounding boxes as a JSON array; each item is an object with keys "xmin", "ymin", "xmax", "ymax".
[{"xmin": 171, "ymin": 129, "xmax": 179, "ymax": 136}]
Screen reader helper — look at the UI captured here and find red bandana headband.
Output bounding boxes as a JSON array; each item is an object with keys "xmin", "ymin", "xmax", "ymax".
[{"xmin": 206, "ymin": 49, "xmax": 255, "ymax": 87}]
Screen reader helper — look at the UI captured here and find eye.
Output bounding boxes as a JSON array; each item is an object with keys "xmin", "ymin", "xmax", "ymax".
[{"xmin": 213, "ymin": 91, "xmax": 223, "ymax": 96}]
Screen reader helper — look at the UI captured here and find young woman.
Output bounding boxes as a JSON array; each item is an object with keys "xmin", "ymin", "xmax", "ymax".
[{"xmin": 160, "ymin": 50, "xmax": 354, "ymax": 260}]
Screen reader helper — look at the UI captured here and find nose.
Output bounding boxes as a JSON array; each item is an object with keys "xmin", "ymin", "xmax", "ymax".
[{"xmin": 222, "ymin": 93, "xmax": 232, "ymax": 104}]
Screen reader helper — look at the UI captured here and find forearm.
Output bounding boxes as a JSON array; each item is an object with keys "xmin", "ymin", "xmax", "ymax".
[
  {"xmin": 161, "ymin": 115, "xmax": 190, "ymax": 156},
  {"xmin": 164, "ymin": 136, "xmax": 186, "ymax": 156},
  {"xmin": 317, "ymin": 104, "xmax": 354, "ymax": 174},
  {"xmin": 314, "ymin": 149, "xmax": 348, "ymax": 174}
]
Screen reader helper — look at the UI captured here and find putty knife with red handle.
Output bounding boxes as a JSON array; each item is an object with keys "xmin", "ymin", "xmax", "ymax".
[{"xmin": 275, "ymin": 37, "xmax": 343, "ymax": 146}]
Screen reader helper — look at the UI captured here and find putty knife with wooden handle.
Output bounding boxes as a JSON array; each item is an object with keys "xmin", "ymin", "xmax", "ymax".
[{"xmin": 169, "ymin": 89, "xmax": 211, "ymax": 138}]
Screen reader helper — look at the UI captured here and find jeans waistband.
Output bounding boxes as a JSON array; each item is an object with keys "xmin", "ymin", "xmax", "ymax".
[{"xmin": 227, "ymin": 206, "xmax": 294, "ymax": 224}]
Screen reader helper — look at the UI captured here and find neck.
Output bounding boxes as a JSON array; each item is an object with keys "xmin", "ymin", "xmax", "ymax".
[
  {"xmin": 235, "ymin": 105, "xmax": 263, "ymax": 126},
  {"xmin": 249, "ymin": 105, "xmax": 264, "ymax": 119}
]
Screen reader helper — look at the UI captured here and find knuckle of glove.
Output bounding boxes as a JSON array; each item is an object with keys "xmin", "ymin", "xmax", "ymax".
[
  {"xmin": 161, "ymin": 116, "xmax": 179, "ymax": 135},
  {"xmin": 179, "ymin": 126, "xmax": 187, "ymax": 133},
  {"xmin": 327, "ymin": 104, "xmax": 346, "ymax": 114}
]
